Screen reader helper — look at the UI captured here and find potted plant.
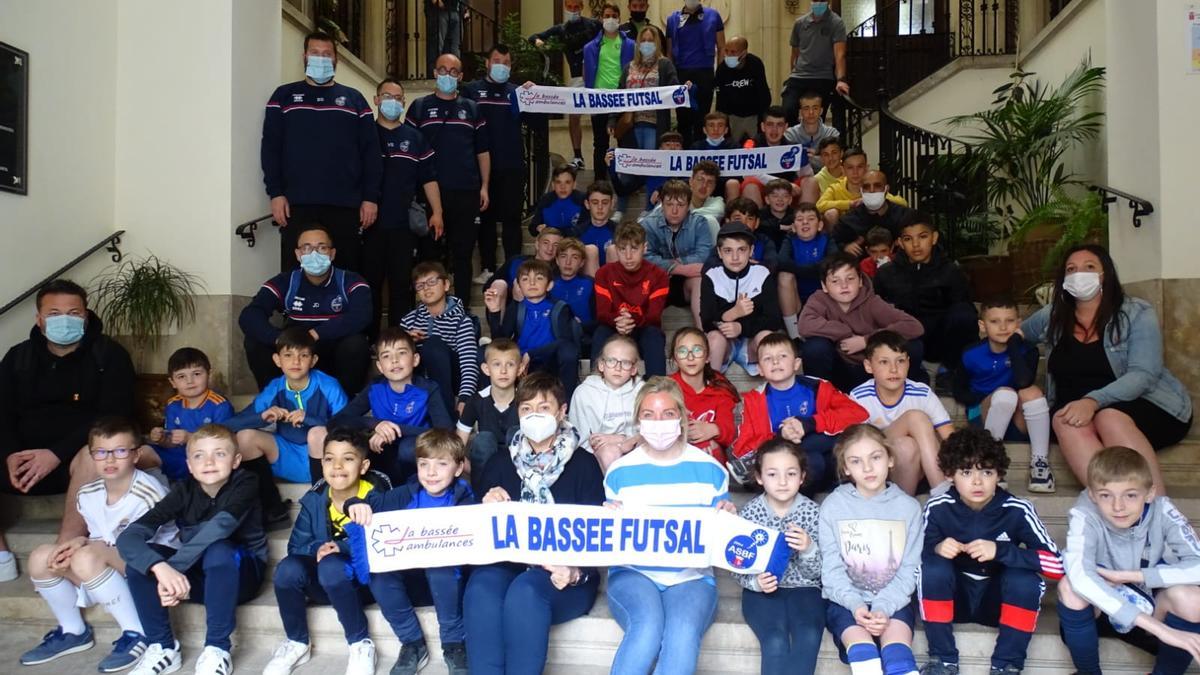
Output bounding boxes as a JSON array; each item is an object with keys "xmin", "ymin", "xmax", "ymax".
[
  {"xmin": 90, "ymin": 255, "xmax": 204, "ymax": 431},
  {"xmin": 943, "ymin": 60, "xmax": 1105, "ymax": 299},
  {"xmin": 1012, "ymin": 187, "xmax": 1108, "ymax": 298}
]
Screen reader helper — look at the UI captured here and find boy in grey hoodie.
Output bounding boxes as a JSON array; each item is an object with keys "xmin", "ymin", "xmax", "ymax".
[{"xmin": 1058, "ymin": 446, "xmax": 1200, "ymax": 675}]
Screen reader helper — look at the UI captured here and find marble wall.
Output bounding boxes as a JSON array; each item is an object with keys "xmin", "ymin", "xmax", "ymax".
[{"xmin": 1125, "ymin": 278, "xmax": 1200, "ymax": 436}]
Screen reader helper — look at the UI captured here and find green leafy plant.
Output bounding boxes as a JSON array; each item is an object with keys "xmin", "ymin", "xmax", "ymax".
[
  {"xmin": 943, "ymin": 60, "xmax": 1106, "ymax": 238},
  {"xmin": 90, "ymin": 256, "xmax": 204, "ymax": 370},
  {"xmin": 498, "ymin": 12, "xmax": 562, "ymax": 85},
  {"xmin": 1013, "ymin": 188, "xmax": 1108, "ymax": 275}
]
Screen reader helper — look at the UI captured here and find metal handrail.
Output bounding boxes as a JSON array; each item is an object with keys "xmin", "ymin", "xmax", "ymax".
[
  {"xmin": 235, "ymin": 214, "xmax": 276, "ymax": 248},
  {"xmin": 1090, "ymin": 184, "xmax": 1154, "ymax": 228},
  {"xmin": 0, "ymin": 230, "xmax": 126, "ymax": 318}
]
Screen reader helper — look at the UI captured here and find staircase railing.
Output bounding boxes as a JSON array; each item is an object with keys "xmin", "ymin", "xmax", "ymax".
[
  {"xmin": 523, "ymin": 117, "xmax": 551, "ymax": 212},
  {"xmin": 388, "ymin": 0, "xmax": 501, "ymax": 80},
  {"xmin": 235, "ymin": 214, "xmax": 276, "ymax": 248},
  {"xmin": 1091, "ymin": 184, "xmax": 1154, "ymax": 229},
  {"xmin": 0, "ymin": 231, "xmax": 125, "ymax": 318}
]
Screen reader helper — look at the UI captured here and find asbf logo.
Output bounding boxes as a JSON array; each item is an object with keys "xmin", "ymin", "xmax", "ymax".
[
  {"xmin": 672, "ymin": 86, "xmax": 688, "ymax": 106},
  {"xmin": 725, "ymin": 528, "xmax": 770, "ymax": 570}
]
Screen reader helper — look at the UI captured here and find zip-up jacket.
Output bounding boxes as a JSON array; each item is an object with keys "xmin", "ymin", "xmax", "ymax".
[
  {"xmin": 289, "ymin": 470, "xmax": 393, "ymax": 557},
  {"xmin": 224, "ymin": 370, "xmax": 348, "ymax": 446},
  {"xmin": 703, "ymin": 231, "xmax": 779, "ymax": 272},
  {"xmin": 399, "ymin": 296, "xmax": 480, "ymax": 403},
  {"xmin": 798, "ymin": 277, "xmax": 924, "ymax": 364},
  {"xmin": 699, "ymin": 263, "xmax": 782, "ymax": 336},
  {"xmin": 594, "ymin": 261, "xmax": 670, "ymax": 329},
  {"xmin": 261, "ymin": 80, "xmax": 382, "ymax": 207},
  {"xmin": 0, "ymin": 314, "xmax": 135, "ymax": 463},
  {"xmin": 530, "ymin": 190, "xmax": 587, "ymax": 236},
  {"xmin": 377, "ymin": 122, "xmax": 437, "ymax": 230},
  {"xmin": 732, "ymin": 378, "xmax": 869, "ymax": 460},
  {"xmin": 1064, "ymin": 491, "xmax": 1200, "ymax": 629},
  {"xmin": 641, "ymin": 210, "xmax": 714, "ymax": 272},
  {"xmin": 529, "ymin": 18, "xmax": 602, "ymax": 78},
  {"xmin": 874, "ymin": 247, "xmax": 972, "ymax": 321},
  {"xmin": 923, "ymin": 485, "xmax": 1063, "ymax": 579},
  {"xmin": 117, "ymin": 469, "xmax": 267, "ymax": 575},
  {"xmin": 583, "ymin": 32, "xmax": 635, "ymax": 89},
  {"xmin": 407, "ymin": 93, "xmax": 489, "ymax": 192},
  {"xmin": 461, "ymin": 78, "xmax": 524, "ymax": 171},
  {"xmin": 331, "ymin": 376, "xmax": 453, "ymax": 438},
  {"xmin": 346, "ymin": 473, "xmax": 475, "ymax": 514},
  {"xmin": 239, "ymin": 268, "xmax": 372, "ymax": 344},
  {"xmin": 671, "ymin": 371, "xmax": 739, "ymax": 452}
]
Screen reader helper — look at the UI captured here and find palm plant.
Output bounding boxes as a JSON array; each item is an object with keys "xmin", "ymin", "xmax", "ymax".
[
  {"xmin": 90, "ymin": 255, "xmax": 204, "ymax": 371},
  {"xmin": 1014, "ymin": 188, "xmax": 1108, "ymax": 275},
  {"xmin": 943, "ymin": 60, "xmax": 1106, "ymax": 238}
]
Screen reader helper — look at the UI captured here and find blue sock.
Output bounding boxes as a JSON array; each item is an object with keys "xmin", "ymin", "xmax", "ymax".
[
  {"xmin": 847, "ymin": 642, "xmax": 882, "ymax": 675},
  {"xmin": 881, "ymin": 642, "xmax": 918, "ymax": 675},
  {"xmin": 1154, "ymin": 613, "xmax": 1200, "ymax": 675},
  {"xmin": 1058, "ymin": 603, "xmax": 1101, "ymax": 675}
]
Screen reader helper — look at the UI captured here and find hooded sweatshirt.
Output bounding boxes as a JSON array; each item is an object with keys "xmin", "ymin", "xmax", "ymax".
[
  {"xmin": 874, "ymin": 247, "xmax": 972, "ymax": 321},
  {"xmin": 568, "ymin": 374, "xmax": 643, "ymax": 454},
  {"xmin": 0, "ymin": 312, "xmax": 136, "ymax": 463},
  {"xmin": 818, "ymin": 482, "xmax": 924, "ymax": 617},
  {"xmin": 399, "ymin": 295, "xmax": 480, "ymax": 402},
  {"xmin": 735, "ymin": 492, "xmax": 822, "ymax": 591},
  {"xmin": 670, "ymin": 371, "xmax": 739, "ymax": 455},
  {"xmin": 1063, "ymin": 490, "xmax": 1200, "ymax": 629},
  {"xmin": 797, "ymin": 276, "xmax": 924, "ymax": 364}
]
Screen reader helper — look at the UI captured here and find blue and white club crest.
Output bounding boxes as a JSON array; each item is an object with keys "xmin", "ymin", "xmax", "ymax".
[
  {"xmin": 335, "ymin": 96, "xmax": 347, "ymax": 107},
  {"xmin": 725, "ymin": 528, "xmax": 770, "ymax": 570},
  {"xmin": 672, "ymin": 86, "xmax": 688, "ymax": 105},
  {"xmin": 780, "ymin": 147, "xmax": 801, "ymax": 170}
]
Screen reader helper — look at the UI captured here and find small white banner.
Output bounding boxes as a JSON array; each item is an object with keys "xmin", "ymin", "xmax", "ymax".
[
  {"xmin": 515, "ymin": 84, "xmax": 692, "ymax": 114},
  {"xmin": 357, "ymin": 501, "xmax": 789, "ymax": 576},
  {"xmin": 613, "ymin": 145, "xmax": 810, "ymax": 177}
]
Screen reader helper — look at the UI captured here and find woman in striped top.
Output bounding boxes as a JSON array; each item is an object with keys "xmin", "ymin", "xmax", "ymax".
[{"xmin": 603, "ymin": 376, "xmax": 736, "ymax": 674}]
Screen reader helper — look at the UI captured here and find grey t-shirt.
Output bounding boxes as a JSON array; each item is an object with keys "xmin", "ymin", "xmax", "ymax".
[{"xmin": 789, "ymin": 11, "xmax": 848, "ymax": 80}]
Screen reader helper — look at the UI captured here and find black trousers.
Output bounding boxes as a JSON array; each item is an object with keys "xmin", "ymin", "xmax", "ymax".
[
  {"xmin": 781, "ymin": 77, "xmax": 845, "ymax": 134},
  {"xmin": 279, "ymin": 204, "xmax": 362, "ymax": 274},
  {"xmin": 590, "ymin": 113, "xmax": 612, "ymax": 182},
  {"xmin": 244, "ymin": 332, "xmax": 371, "ymax": 395},
  {"xmin": 443, "ymin": 188, "xmax": 482, "ymax": 301},
  {"xmin": 478, "ymin": 167, "xmax": 525, "ymax": 271},
  {"xmin": 676, "ymin": 67, "xmax": 716, "ymax": 146},
  {"xmin": 362, "ymin": 225, "xmax": 417, "ymax": 333}
]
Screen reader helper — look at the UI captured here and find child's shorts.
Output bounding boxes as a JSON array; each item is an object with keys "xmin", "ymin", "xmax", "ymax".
[
  {"xmin": 827, "ymin": 600, "xmax": 916, "ymax": 661},
  {"xmin": 271, "ymin": 436, "xmax": 311, "ymax": 483},
  {"xmin": 154, "ymin": 444, "xmax": 191, "ymax": 482},
  {"xmin": 721, "ymin": 337, "xmax": 759, "ymax": 376}
]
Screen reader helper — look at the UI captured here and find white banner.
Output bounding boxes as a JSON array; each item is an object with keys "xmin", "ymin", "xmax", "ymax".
[
  {"xmin": 613, "ymin": 145, "xmax": 810, "ymax": 178},
  {"xmin": 515, "ymin": 84, "xmax": 691, "ymax": 114},
  {"xmin": 351, "ymin": 502, "xmax": 789, "ymax": 577}
]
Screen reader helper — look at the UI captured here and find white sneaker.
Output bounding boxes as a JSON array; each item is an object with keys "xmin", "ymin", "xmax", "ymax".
[
  {"xmin": 0, "ymin": 552, "xmax": 17, "ymax": 582},
  {"xmin": 473, "ymin": 269, "xmax": 493, "ymax": 284},
  {"xmin": 345, "ymin": 638, "xmax": 376, "ymax": 675},
  {"xmin": 129, "ymin": 642, "xmax": 182, "ymax": 675},
  {"xmin": 194, "ymin": 645, "xmax": 233, "ymax": 675},
  {"xmin": 1028, "ymin": 456, "xmax": 1056, "ymax": 493},
  {"xmin": 264, "ymin": 640, "xmax": 311, "ymax": 675}
]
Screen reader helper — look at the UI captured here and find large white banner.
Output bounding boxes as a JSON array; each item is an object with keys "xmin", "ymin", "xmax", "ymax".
[
  {"xmin": 515, "ymin": 84, "xmax": 692, "ymax": 114},
  {"xmin": 613, "ymin": 145, "xmax": 810, "ymax": 177},
  {"xmin": 350, "ymin": 502, "xmax": 789, "ymax": 577}
]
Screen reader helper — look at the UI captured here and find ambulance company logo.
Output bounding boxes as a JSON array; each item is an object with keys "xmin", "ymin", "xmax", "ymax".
[
  {"xmin": 672, "ymin": 86, "xmax": 688, "ymax": 106},
  {"xmin": 725, "ymin": 528, "xmax": 770, "ymax": 570},
  {"xmin": 335, "ymin": 96, "xmax": 347, "ymax": 107},
  {"xmin": 779, "ymin": 147, "xmax": 801, "ymax": 171}
]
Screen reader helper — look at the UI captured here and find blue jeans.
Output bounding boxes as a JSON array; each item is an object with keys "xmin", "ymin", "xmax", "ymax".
[
  {"xmin": 274, "ymin": 554, "xmax": 373, "ymax": 644},
  {"xmin": 371, "ymin": 566, "xmax": 465, "ymax": 644},
  {"xmin": 126, "ymin": 542, "xmax": 264, "ymax": 650},
  {"xmin": 634, "ymin": 123, "xmax": 658, "ymax": 150},
  {"xmin": 741, "ymin": 586, "xmax": 826, "ymax": 675},
  {"xmin": 607, "ymin": 569, "xmax": 719, "ymax": 675},
  {"xmin": 797, "ymin": 433, "xmax": 839, "ymax": 497},
  {"xmin": 464, "ymin": 565, "xmax": 598, "ymax": 675}
]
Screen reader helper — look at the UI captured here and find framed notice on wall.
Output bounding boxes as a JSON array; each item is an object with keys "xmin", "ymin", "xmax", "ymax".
[{"xmin": 0, "ymin": 41, "xmax": 28, "ymax": 196}]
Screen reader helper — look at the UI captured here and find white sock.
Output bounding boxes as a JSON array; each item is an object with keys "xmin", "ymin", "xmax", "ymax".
[
  {"xmin": 32, "ymin": 576, "xmax": 87, "ymax": 635},
  {"xmin": 984, "ymin": 388, "xmax": 1019, "ymax": 441},
  {"xmin": 83, "ymin": 567, "xmax": 144, "ymax": 634},
  {"xmin": 783, "ymin": 314, "xmax": 800, "ymax": 339},
  {"xmin": 1022, "ymin": 397, "xmax": 1052, "ymax": 462}
]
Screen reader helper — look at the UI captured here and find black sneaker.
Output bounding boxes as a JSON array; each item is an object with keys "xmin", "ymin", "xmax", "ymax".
[
  {"xmin": 390, "ymin": 641, "xmax": 429, "ymax": 675},
  {"xmin": 264, "ymin": 505, "xmax": 292, "ymax": 532},
  {"xmin": 989, "ymin": 666, "xmax": 1021, "ymax": 675},
  {"xmin": 920, "ymin": 662, "xmax": 959, "ymax": 675},
  {"xmin": 442, "ymin": 642, "xmax": 468, "ymax": 675}
]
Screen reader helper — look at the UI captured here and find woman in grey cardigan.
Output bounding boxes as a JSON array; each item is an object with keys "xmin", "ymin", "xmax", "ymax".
[
  {"xmin": 618, "ymin": 26, "xmax": 681, "ymax": 149},
  {"xmin": 1022, "ymin": 244, "xmax": 1193, "ymax": 493}
]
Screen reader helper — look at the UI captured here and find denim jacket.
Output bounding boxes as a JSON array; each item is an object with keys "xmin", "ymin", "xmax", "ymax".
[
  {"xmin": 1022, "ymin": 297, "xmax": 1192, "ymax": 422},
  {"xmin": 641, "ymin": 210, "xmax": 715, "ymax": 273}
]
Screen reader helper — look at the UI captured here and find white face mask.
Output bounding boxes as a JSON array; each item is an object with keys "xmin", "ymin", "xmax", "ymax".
[
  {"xmin": 1063, "ymin": 271, "xmax": 1102, "ymax": 301},
  {"xmin": 603, "ymin": 17, "xmax": 620, "ymax": 33},
  {"xmin": 861, "ymin": 190, "xmax": 887, "ymax": 211},
  {"xmin": 520, "ymin": 413, "xmax": 559, "ymax": 443},
  {"xmin": 640, "ymin": 418, "xmax": 682, "ymax": 451}
]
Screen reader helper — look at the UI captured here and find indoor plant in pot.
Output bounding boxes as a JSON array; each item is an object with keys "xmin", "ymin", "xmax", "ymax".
[
  {"xmin": 944, "ymin": 60, "xmax": 1105, "ymax": 299},
  {"xmin": 90, "ymin": 255, "xmax": 204, "ymax": 431}
]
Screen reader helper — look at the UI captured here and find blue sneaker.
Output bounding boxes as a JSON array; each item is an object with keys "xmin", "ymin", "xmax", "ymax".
[
  {"xmin": 20, "ymin": 625, "xmax": 95, "ymax": 665},
  {"xmin": 98, "ymin": 631, "xmax": 147, "ymax": 672}
]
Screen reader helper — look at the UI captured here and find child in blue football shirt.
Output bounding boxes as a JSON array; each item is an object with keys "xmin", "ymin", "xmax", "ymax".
[
  {"xmin": 573, "ymin": 181, "xmax": 619, "ymax": 274},
  {"xmin": 529, "ymin": 164, "xmax": 586, "ymax": 236},
  {"xmin": 326, "ymin": 328, "xmax": 453, "ymax": 484},
  {"xmin": 149, "ymin": 347, "xmax": 234, "ymax": 482},
  {"xmin": 553, "ymin": 238, "xmax": 596, "ymax": 340}
]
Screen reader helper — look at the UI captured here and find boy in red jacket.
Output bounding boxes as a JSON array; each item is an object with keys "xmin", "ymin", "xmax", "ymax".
[
  {"xmin": 593, "ymin": 222, "xmax": 671, "ymax": 376},
  {"xmin": 730, "ymin": 331, "xmax": 869, "ymax": 492}
]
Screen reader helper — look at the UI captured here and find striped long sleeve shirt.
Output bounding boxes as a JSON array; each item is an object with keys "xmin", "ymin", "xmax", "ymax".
[{"xmin": 399, "ymin": 296, "xmax": 480, "ymax": 403}]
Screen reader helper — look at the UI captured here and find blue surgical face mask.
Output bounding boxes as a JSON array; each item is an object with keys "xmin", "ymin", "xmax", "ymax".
[
  {"xmin": 639, "ymin": 41, "xmax": 657, "ymax": 58},
  {"xmin": 436, "ymin": 73, "xmax": 459, "ymax": 95},
  {"xmin": 724, "ymin": 55, "xmax": 741, "ymax": 69},
  {"xmin": 379, "ymin": 98, "xmax": 404, "ymax": 121},
  {"xmin": 564, "ymin": 10, "xmax": 581, "ymax": 22},
  {"xmin": 305, "ymin": 55, "xmax": 335, "ymax": 84},
  {"xmin": 44, "ymin": 314, "xmax": 86, "ymax": 346},
  {"xmin": 706, "ymin": 136, "xmax": 724, "ymax": 147},
  {"xmin": 489, "ymin": 63, "xmax": 511, "ymax": 83},
  {"xmin": 300, "ymin": 251, "xmax": 333, "ymax": 276},
  {"xmin": 811, "ymin": 1, "xmax": 828, "ymax": 17}
]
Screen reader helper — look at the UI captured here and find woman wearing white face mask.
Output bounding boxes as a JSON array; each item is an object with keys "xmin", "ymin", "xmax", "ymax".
[
  {"xmin": 604, "ymin": 376, "xmax": 736, "ymax": 674},
  {"xmin": 463, "ymin": 372, "xmax": 605, "ymax": 675},
  {"xmin": 1021, "ymin": 245, "xmax": 1193, "ymax": 494}
]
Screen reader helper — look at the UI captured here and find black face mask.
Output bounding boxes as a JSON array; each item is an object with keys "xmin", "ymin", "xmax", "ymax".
[{"xmin": 630, "ymin": 10, "xmax": 647, "ymax": 21}]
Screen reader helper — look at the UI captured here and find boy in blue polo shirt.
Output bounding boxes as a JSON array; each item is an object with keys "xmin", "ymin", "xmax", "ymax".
[
  {"xmin": 149, "ymin": 348, "xmax": 234, "ymax": 482},
  {"xmin": 530, "ymin": 164, "xmax": 587, "ymax": 236},
  {"xmin": 485, "ymin": 259, "xmax": 582, "ymax": 400},
  {"xmin": 326, "ymin": 328, "xmax": 453, "ymax": 484},
  {"xmin": 553, "ymin": 237, "xmax": 596, "ymax": 337},
  {"xmin": 574, "ymin": 181, "xmax": 619, "ymax": 273},
  {"xmin": 665, "ymin": 0, "xmax": 725, "ymax": 145}
]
